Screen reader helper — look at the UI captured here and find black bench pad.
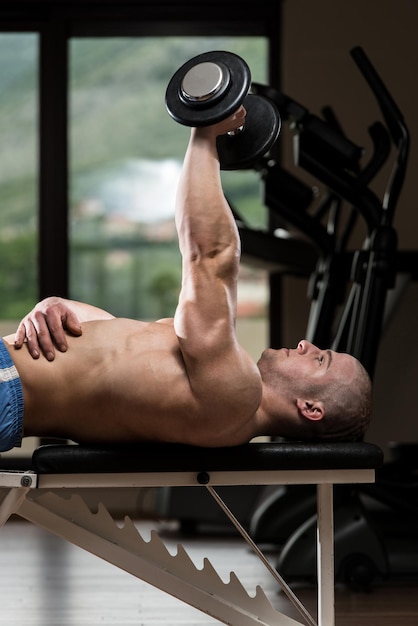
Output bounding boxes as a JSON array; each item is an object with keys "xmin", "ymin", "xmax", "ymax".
[{"xmin": 32, "ymin": 441, "xmax": 383, "ymax": 474}]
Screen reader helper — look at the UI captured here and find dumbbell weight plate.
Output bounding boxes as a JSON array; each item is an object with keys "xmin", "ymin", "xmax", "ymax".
[
  {"xmin": 165, "ymin": 50, "xmax": 251, "ymax": 127},
  {"xmin": 217, "ymin": 94, "xmax": 281, "ymax": 170}
]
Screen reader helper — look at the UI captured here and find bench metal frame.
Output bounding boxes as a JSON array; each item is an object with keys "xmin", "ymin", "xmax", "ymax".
[{"xmin": 0, "ymin": 442, "xmax": 380, "ymax": 626}]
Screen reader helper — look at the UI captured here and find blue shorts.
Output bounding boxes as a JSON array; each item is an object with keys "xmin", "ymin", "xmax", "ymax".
[{"xmin": 0, "ymin": 339, "xmax": 24, "ymax": 452}]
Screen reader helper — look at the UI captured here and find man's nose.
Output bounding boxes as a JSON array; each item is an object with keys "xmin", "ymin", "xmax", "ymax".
[{"xmin": 297, "ymin": 339, "xmax": 316, "ymax": 354}]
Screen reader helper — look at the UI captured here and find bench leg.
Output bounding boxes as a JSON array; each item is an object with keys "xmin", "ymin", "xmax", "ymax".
[{"xmin": 317, "ymin": 483, "xmax": 335, "ymax": 626}]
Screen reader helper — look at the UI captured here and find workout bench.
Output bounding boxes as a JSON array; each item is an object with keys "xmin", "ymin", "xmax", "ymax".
[{"xmin": 0, "ymin": 440, "xmax": 382, "ymax": 626}]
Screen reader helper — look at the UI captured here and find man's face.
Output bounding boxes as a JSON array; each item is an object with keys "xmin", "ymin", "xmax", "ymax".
[{"xmin": 257, "ymin": 339, "xmax": 357, "ymax": 394}]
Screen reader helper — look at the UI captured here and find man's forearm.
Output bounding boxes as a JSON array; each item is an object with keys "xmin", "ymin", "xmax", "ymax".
[{"xmin": 175, "ymin": 125, "xmax": 240, "ymax": 271}]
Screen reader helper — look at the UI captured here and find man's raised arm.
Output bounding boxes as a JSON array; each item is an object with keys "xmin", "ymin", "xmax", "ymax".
[
  {"xmin": 173, "ymin": 108, "xmax": 246, "ymax": 359},
  {"xmin": 173, "ymin": 109, "xmax": 262, "ymax": 431}
]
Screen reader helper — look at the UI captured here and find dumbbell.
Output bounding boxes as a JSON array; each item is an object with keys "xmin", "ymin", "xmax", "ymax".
[{"xmin": 165, "ymin": 51, "xmax": 281, "ymax": 170}]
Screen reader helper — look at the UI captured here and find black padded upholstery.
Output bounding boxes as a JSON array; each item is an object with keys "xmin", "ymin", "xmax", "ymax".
[{"xmin": 32, "ymin": 441, "xmax": 383, "ymax": 474}]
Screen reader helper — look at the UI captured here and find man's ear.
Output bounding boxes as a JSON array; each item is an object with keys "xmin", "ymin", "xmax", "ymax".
[{"xmin": 296, "ymin": 398, "xmax": 325, "ymax": 422}]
